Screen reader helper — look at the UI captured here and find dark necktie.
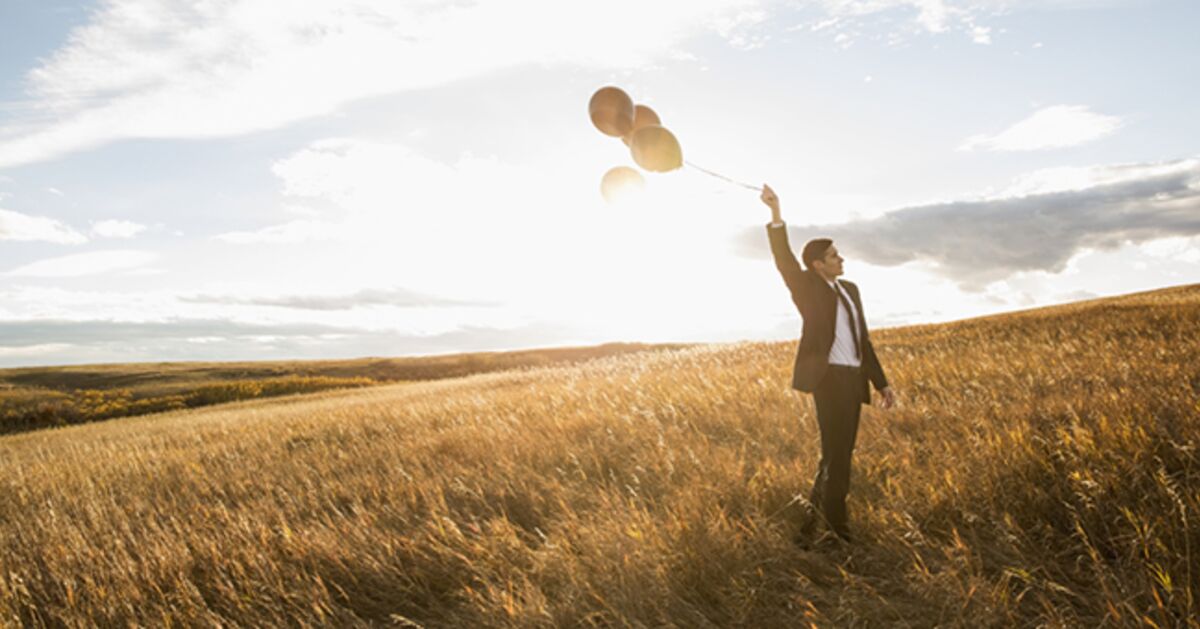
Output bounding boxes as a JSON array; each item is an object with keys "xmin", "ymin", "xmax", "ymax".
[{"xmin": 834, "ymin": 282, "xmax": 862, "ymax": 360}]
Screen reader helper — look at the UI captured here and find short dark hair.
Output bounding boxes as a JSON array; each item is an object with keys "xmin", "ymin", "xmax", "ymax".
[{"xmin": 802, "ymin": 238, "xmax": 833, "ymax": 270}]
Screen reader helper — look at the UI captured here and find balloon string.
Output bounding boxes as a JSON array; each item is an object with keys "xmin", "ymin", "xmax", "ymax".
[{"xmin": 685, "ymin": 160, "xmax": 761, "ymax": 191}]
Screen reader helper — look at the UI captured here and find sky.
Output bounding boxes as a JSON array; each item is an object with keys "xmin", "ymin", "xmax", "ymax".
[{"xmin": 1, "ymin": 0, "xmax": 1198, "ymax": 367}]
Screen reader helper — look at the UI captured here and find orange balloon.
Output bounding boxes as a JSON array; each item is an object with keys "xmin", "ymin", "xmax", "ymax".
[
  {"xmin": 588, "ymin": 86, "xmax": 635, "ymax": 138},
  {"xmin": 600, "ymin": 166, "xmax": 645, "ymax": 203},
  {"xmin": 630, "ymin": 125, "xmax": 683, "ymax": 173},
  {"xmin": 621, "ymin": 104, "xmax": 662, "ymax": 146}
]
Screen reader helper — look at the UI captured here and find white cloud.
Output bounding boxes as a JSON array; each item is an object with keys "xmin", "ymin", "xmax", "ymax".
[
  {"xmin": 734, "ymin": 158, "xmax": 1200, "ymax": 289},
  {"xmin": 913, "ymin": 0, "xmax": 952, "ymax": 32},
  {"xmin": 801, "ymin": 0, "xmax": 1122, "ymax": 45},
  {"xmin": 213, "ymin": 137, "xmax": 580, "ymax": 297},
  {"xmin": 5, "ymin": 250, "xmax": 157, "ymax": 277},
  {"xmin": 0, "ymin": 208, "xmax": 87, "ymax": 244},
  {"xmin": 710, "ymin": 9, "xmax": 771, "ymax": 49},
  {"xmin": 91, "ymin": 219, "xmax": 147, "ymax": 238},
  {"xmin": 0, "ymin": 0, "xmax": 764, "ymax": 168},
  {"xmin": 994, "ymin": 158, "xmax": 1199, "ymax": 197},
  {"xmin": 969, "ymin": 24, "xmax": 991, "ymax": 44},
  {"xmin": 224, "ymin": 138, "xmax": 540, "ymax": 245},
  {"xmin": 0, "ymin": 317, "xmax": 586, "ymax": 367},
  {"xmin": 181, "ymin": 286, "xmax": 493, "ymax": 311},
  {"xmin": 812, "ymin": 0, "xmax": 955, "ymax": 33},
  {"xmin": 959, "ymin": 105, "xmax": 1122, "ymax": 152},
  {"xmin": 215, "ymin": 220, "xmax": 340, "ymax": 245},
  {"xmin": 1141, "ymin": 236, "xmax": 1200, "ymax": 264},
  {"xmin": 0, "ymin": 343, "xmax": 74, "ymax": 358}
]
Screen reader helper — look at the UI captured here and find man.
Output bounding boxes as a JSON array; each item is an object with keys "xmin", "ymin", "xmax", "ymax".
[{"xmin": 760, "ymin": 183, "xmax": 896, "ymax": 544}]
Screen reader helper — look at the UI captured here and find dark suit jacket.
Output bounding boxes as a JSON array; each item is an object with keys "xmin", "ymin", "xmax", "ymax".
[{"xmin": 767, "ymin": 223, "xmax": 888, "ymax": 400}]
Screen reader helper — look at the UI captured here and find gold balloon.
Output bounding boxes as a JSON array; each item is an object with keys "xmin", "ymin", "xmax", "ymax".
[
  {"xmin": 600, "ymin": 166, "xmax": 645, "ymax": 204},
  {"xmin": 588, "ymin": 86, "xmax": 635, "ymax": 138},
  {"xmin": 621, "ymin": 104, "xmax": 662, "ymax": 146},
  {"xmin": 629, "ymin": 125, "xmax": 683, "ymax": 173}
]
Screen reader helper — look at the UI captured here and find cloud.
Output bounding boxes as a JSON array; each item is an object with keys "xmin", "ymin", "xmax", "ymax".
[
  {"xmin": 0, "ymin": 208, "xmax": 88, "ymax": 244},
  {"xmin": 214, "ymin": 219, "xmax": 341, "ymax": 244},
  {"xmin": 960, "ymin": 105, "xmax": 1122, "ymax": 152},
  {"xmin": 0, "ymin": 343, "xmax": 74, "ymax": 359},
  {"xmin": 710, "ymin": 9, "xmax": 771, "ymax": 49},
  {"xmin": 213, "ymin": 138, "xmax": 571, "ymax": 266},
  {"xmin": 91, "ymin": 219, "xmax": 148, "ymax": 238},
  {"xmin": 210, "ymin": 138, "xmax": 460, "ymax": 247},
  {"xmin": 809, "ymin": 0, "xmax": 956, "ymax": 33},
  {"xmin": 181, "ymin": 287, "xmax": 496, "ymax": 311},
  {"xmin": 969, "ymin": 24, "xmax": 991, "ymax": 44},
  {"xmin": 992, "ymin": 160, "xmax": 1195, "ymax": 197},
  {"xmin": 0, "ymin": 318, "xmax": 347, "ymax": 346},
  {"xmin": 1141, "ymin": 236, "xmax": 1200, "ymax": 265},
  {"xmin": 5, "ymin": 250, "xmax": 157, "ymax": 277},
  {"xmin": 798, "ymin": 0, "xmax": 1123, "ymax": 45},
  {"xmin": 0, "ymin": 318, "xmax": 581, "ymax": 367},
  {"xmin": 735, "ymin": 158, "xmax": 1200, "ymax": 289},
  {"xmin": 0, "ymin": 0, "xmax": 764, "ymax": 168}
]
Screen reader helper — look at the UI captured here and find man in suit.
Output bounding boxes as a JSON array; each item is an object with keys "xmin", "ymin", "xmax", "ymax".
[{"xmin": 760, "ymin": 183, "xmax": 896, "ymax": 544}]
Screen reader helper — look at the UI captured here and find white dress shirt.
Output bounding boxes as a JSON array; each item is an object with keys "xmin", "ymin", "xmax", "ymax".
[{"xmin": 826, "ymin": 279, "xmax": 862, "ymax": 368}]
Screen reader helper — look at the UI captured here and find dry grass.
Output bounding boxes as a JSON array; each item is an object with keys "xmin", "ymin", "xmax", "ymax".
[
  {"xmin": 1, "ymin": 343, "xmax": 684, "ymax": 434},
  {"xmin": 0, "ymin": 285, "xmax": 1197, "ymax": 627},
  {"xmin": 0, "ymin": 343, "xmax": 687, "ymax": 394}
]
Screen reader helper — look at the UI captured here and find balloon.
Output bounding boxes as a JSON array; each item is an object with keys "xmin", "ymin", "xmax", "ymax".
[
  {"xmin": 588, "ymin": 86, "xmax": 635, "ymax": 138},
  {"xmin": 621, "ymin": 104, "xmax": 662, "ymax": 146},
  {"xmin": 600, "ymin": 166, "xmax": 645, "ymax": 203},
  {"xmin": 629, "ymin": 125, "xmax": 683, "ymax": 173}
]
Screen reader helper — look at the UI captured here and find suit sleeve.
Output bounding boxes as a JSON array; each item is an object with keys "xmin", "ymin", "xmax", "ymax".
[
  {"xmin": 766, "ymin": 222, "xmax": 810, "ymax": 312},
  {"xmin": 863, "ymin": 339, "xmax": 888, "ymax": 391},
  {"xmin": 857, "ymin": 287, "xmax": 889, "ymax": 391},
  {"xmin": 844, "ymin": 280, "xmax": 889, "ymax": 391}
]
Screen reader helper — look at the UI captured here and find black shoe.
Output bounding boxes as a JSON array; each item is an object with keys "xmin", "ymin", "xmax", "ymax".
[
  {"xmin": 797, "ymin": 512, "xmax": 818, "ymax": 535},
  {"xmin": 806, "ymin": 530, "xmax": 846, "ymax": 548},
  {"xmin": 792, "ymin": 521, "xmax": 815, "ymax": 546}
]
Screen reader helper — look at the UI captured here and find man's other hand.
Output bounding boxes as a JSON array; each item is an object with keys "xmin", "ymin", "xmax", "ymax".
[{"xmin": 878, "ymin": 387, "xmax": 897, "ymax": 410}]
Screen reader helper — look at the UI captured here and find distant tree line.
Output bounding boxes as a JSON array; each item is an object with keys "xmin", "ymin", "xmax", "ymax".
[{"xmin": 0, "ymin": 376, "xmax": 374, "ymax": 434}]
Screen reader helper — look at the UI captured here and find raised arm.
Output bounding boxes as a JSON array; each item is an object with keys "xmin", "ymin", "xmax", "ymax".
[{"xmin": 761, "ymin": 184, "xmax": 809, "ymax": 309}]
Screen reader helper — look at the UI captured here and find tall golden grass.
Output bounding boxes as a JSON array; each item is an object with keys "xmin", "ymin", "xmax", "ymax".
[
  {"xmin": 1, "ymin": 343, "xmax": 683, "ymax": 434},
  {"xmin": 0, "ymin": 285, "xmax": 1196, "ymax": 627}
]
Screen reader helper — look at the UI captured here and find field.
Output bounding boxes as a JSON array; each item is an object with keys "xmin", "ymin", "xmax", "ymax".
[
  {"xmin": 1, "ymin": 285, "xmax": 1197, "ymax": 627},
  {"xmin": 0, "ymin": 343, "xmax": 684, "ymax": 434}
]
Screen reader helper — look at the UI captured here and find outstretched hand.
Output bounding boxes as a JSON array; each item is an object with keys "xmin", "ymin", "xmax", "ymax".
[{"xmin": 761, "ymin": 183, "xmax": 781, "ymax": 222}]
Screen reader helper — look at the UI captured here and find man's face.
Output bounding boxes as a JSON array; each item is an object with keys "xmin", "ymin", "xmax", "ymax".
[{"xmin": 815, "ymin": 245, "xmax": 844, "ymax": 278}]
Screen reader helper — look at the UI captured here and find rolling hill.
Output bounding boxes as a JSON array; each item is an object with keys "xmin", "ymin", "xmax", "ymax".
[
  {"xmin": 0, "ymin": 285, "xmax": 1196, "ymax": 627},
  {"xmin": 0, "ymin": 342, "xmax": 688, "ymax": 435}
]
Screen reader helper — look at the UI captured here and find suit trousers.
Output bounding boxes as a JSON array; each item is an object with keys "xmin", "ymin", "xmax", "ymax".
[{"xmin": 808, "ymin": 364, "xmax": 866, "ymax": 535}]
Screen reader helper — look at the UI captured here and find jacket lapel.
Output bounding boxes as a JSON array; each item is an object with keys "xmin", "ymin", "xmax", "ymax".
[{"xmin": 817, "ymin": 276, "xmax": 837, "ymax": 343}]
